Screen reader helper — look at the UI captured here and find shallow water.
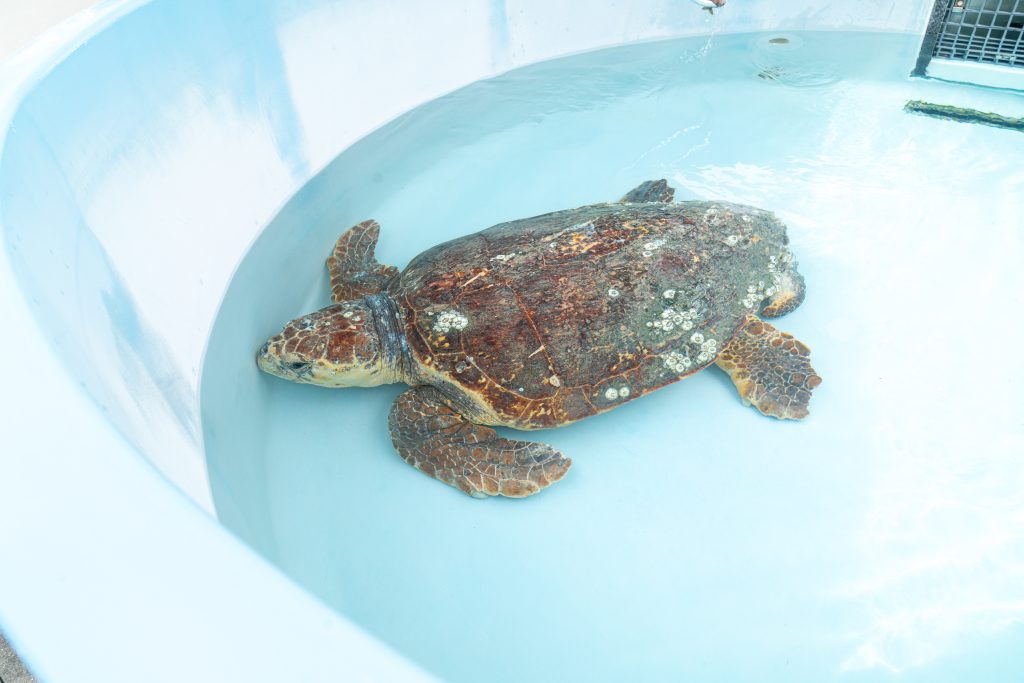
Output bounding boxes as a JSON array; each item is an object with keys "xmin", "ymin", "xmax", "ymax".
[{"xmin": 202, "ymin": 31, "xmax": 1024, "ymax": 682}]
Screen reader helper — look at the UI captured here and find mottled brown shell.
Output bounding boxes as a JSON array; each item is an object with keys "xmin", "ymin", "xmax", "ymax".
[{"xmin": 388, "ymin": 198, "xmax": 799, "ymax": 429}]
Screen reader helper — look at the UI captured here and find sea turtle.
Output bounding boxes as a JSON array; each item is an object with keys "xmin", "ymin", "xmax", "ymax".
[{"xmin": 256, "ymin": 179, "xmax": 821, "ymax": 498}]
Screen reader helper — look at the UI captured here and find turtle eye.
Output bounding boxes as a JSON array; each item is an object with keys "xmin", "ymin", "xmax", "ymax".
[{"xmin": 288, "ymin": 361, "xmax": 311, "ymax": 372}]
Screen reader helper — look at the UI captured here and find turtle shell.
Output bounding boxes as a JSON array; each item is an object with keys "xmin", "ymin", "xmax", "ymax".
[{"xmin": 389, "ymin": 199, "xmax": 798, "ymax": 429}]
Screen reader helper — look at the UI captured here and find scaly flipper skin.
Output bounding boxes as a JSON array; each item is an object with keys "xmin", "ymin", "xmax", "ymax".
[
  {"xmin": 326, "ymin": 220, "xmax": 399, "ymax": 302},
  {"xmin": 716, "ymin": 315, "xmax": 821, "ymax": 420},
  {"xmin": 389, "ymin": 386, "xmax": 572, "ymax": 498}
]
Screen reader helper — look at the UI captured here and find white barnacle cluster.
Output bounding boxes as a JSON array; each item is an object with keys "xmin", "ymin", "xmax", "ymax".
[
  {"xmin": 703, "ymin": 206, "xmax": 727, "ymax": 228},
  {"xmin": 604, "ymin": 385, "xmax": 631, "ymax": 401},
  {"xmin": 742, "ymin": 281, "xmax": 774, "ymax": 309},
  {"xmin": 433, "ymin": 310, "xmax": 469, "ymax": 334},
  {"xmin": 663, "ymin": 350, "xmax": 693, "ymax": 374},
  {"xmin": 641, "ymin": 238, "xmax": 666, "ymax": 258},
  {"xmin": 769, "ymin": 251, "xmax": 794, "ymax": 274},
  {"xmin": 740, "ymin": 251, "xmax": 793, "ymax": 308},
  {"xmin": 691, "ymin": 332, "xmax": 718, "ymax": 363},
  {"xmin": 608, "ymin": 287, "xmax": 621, "ymax": 298},
  {"xmin": 489, "ymin": 253, "xmax": 517, "ymax": 262},
  {"xmin": 724, "ymin": 234, "xmax": 740, "ymax": 246},
  {"xmin": 647, "ymin": 305, "xmax": 698, "ymax": 332}
]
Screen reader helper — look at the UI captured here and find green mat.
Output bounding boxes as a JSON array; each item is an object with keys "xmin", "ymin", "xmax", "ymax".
[{"xmin": 904, "ymin": 100, "xmax": 1024, "ymax": 132}]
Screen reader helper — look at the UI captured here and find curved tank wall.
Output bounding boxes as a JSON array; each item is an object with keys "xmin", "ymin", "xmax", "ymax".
[{"xmin": 0, "ymin": 1, "xmax": 933, "ymax": 681}]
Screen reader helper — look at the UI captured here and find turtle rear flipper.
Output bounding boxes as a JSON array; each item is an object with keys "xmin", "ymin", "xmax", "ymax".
[
  {"xmin": 716, "ymin": 315, "xmax": 821, "ymax": 420},
  {"xmin": 389, "ymin": 387, "xmax": 572, "ymax": 498},
  {"xmin": 327, "ymin": 219, "xmax": 399, "ymax": 302},
  {"xmin": 619, "ymin": 179, "xmax": 675, "ymax": 204}
]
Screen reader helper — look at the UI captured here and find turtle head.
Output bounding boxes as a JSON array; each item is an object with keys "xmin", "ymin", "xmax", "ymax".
[{"xmin": 257, "ymin": 299, "xmax": 396, "ymax": 387}]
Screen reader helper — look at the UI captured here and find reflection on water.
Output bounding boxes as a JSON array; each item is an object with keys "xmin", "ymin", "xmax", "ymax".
[
  {"xmin": 203, "ymin": 30, "xmax": 1024, "ymax": 682},
  {"xmin": 677, "ymin": 80, "xmax": 1024, "ymax": 673},
  {"xmin": 838, "ymin": 441, "xmax": 1024, "ymax": 672}
]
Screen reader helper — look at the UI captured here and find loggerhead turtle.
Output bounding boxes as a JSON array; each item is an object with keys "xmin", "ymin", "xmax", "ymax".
[{"xmin": 256, "ymin": 180, "xmax": 820, "ymax": 498}]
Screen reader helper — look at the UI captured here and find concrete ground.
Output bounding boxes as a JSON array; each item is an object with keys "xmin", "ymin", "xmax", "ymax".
[
  {"xmin": 2, "ymin": 3, "xmax": 99, "ymax": 677},
  {"xmin": 0, "ymin": 0, "xmax": 99, "ymax": 62},
  {"xmin": 0, "ymin": 632, "xmax": 36, "ymax": 683}
]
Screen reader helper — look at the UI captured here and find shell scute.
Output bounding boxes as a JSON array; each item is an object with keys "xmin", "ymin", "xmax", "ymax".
[{"xmin": 393, "ymin": 200, "xmax": 798, "ymax": 428}]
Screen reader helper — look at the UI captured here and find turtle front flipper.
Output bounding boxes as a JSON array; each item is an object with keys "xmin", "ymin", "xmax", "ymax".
[
  {"xmin": 326, "ymin": 220, "xmax": 400, "ymax": 302},
  {"xmin": 619, "ymin": 179, "xmax": 675, "ymax": 204},
  {"xmin": 716, "ymin": 315, "xmax": 822, "ymax": 420},
  {"xmin": 388, "ymin": 387, "xmax": 572, "ymax": 498}
]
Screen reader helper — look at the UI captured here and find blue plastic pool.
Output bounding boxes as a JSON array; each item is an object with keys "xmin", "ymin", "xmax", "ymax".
[{"xmin": 202, "ymin": 29, "xmax": 1024, "ymax": 683}]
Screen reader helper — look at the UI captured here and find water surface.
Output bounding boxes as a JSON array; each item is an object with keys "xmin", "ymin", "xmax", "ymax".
[{"xmin": 202, "ymin": 31, "xmax": 1024, "ymax": 682}]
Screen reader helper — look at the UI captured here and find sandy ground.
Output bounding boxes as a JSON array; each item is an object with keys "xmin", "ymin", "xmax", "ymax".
[{"xmin": 0, "ymin": 0, "xmax": 99, "ymax": 62}]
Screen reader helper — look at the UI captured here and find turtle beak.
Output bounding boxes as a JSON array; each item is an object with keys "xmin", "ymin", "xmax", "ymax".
[
  {"xmin": 262, "ymin": 342, "xmax": 278, "ymax": 374},
  {"xmin": 256, "ymin": 338, "xmax": 319, "ymax": 382},
  {"xmin": 256, "ymin": 340, "xmax": 283, "ymax": 376}
]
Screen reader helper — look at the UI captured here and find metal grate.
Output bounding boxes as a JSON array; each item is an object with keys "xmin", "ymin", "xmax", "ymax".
[{"xmin": 930, "ymin": 0, "xmax": 1024, "ymax": 66}]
